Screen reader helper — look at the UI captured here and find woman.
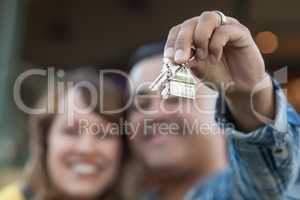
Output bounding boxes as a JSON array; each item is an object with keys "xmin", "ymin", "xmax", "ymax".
[{"xmin": 0, "ymin": 68, "xmax": 128, "ymax": 200}]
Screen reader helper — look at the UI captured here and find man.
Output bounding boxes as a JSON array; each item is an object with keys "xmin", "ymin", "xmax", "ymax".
[{"xmin": 126, "ymin": 11, "xmax": 300, "ymax": 200}]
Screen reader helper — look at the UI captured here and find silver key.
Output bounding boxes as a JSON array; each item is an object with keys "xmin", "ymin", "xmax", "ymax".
[
  {"xmin": 149, "ymin": 70, "xmax": 167, "ymax": 91},
  {"xmin": 149, "ymin": 58, "xmax": 171, "ymax": 91}
]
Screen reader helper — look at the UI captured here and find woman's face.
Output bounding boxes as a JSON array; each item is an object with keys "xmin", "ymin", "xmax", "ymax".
[{"xmin": 47, "ymin": 91, "xmax": 123, "ymax": 199}]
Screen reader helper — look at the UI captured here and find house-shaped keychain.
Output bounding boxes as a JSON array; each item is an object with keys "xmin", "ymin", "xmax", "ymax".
[{"xmin": 161, "ymin": 63, "xmax": 196, "ymax": 99}]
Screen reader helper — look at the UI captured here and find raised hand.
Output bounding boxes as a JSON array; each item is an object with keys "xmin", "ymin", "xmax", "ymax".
[{"xmin": 164, "ymin": 11, "xmax": 275, "ymax": 131}]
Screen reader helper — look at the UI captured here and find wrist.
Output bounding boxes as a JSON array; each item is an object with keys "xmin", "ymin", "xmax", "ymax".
[
  {"xmin": 224, "ymin": 74, "xmax": 275, "ymax": 131},
  {"xmin": 225, "ymin": 72, "xmax": 271, "ymax": 100}
]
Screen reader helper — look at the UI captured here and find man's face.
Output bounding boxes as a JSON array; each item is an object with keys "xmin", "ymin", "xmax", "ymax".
[{"xmin": 127, "ymin": 55, "xmax": 222, "ymax": 174}]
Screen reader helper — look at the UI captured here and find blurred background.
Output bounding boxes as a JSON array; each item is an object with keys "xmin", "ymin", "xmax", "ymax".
[{"xmin": 0, "ymin": 0, "xmax": 299, "ymax": 186}]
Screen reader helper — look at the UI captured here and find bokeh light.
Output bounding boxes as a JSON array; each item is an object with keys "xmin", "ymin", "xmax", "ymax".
[{"xmin": 255, "ymin": 31, "xmax": 279, "ymax": 54}]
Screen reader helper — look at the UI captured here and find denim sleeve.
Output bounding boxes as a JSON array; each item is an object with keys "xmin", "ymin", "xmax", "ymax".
[{"xmin": 215, "ymin": 81, "xmax": 300, "ymax": 200}]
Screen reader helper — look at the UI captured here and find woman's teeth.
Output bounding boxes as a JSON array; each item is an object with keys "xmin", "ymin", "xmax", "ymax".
[{"xmin": 71, "ymin": 164, "xmax": 98, "ymax": 175}]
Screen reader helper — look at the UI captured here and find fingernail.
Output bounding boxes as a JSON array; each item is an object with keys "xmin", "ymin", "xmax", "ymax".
[
  {"xmin": 164, "ymin": 48, "xmax": 175, "ymax": 58},
  {"xmin": 197, "ymin": 48, "xmax": 206, "ymax": 59},
  {"xmin": 209, "ymin": 55, "xmax": 218, "ymax": 65},
  {"xmin": 174, "ymin": 49, "xmax": 185, "ymax": 63}
]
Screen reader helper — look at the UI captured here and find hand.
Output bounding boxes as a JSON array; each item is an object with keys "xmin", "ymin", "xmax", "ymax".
[
  {"xmin": 164, "ymin": 11, "xmax": 275, "ymax": 131},
  {"xmin": 164, "ymin": 11, "xmax": 267, "ymax": 95}
]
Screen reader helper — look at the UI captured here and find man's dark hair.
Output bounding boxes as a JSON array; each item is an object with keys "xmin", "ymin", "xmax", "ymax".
[{"xmin": 129, "ymin": 41, "xmax": 165, "ymax": 68}]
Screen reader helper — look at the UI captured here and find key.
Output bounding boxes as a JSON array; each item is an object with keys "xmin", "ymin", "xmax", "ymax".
[
  {"xmin": 149, "ymin": 70, "xmax": 167, "ymax": 91},
  {"xmin": 161, "ymin": 82, "xmax": 170, "ymax": 99},
  {"xmin": 148, "ymin": 58, "xmax": 172, "ymax": 91}
]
